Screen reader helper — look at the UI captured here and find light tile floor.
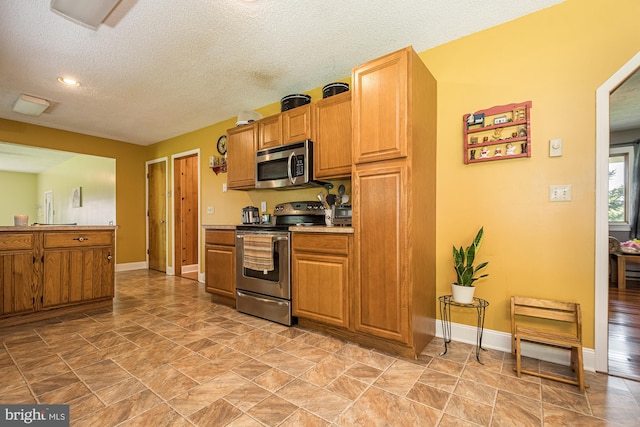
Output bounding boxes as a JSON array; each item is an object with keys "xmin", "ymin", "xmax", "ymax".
[{"xmin": 1, "ymin": 270, "xmax": 640, "ymax": 426}]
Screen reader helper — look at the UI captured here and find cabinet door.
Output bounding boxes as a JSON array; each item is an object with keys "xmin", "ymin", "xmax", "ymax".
[
  {"xmin": 352, "ymin": 160, "xmax": 409, "ymax": 343},
  {"xmin": 312, "ymin": 92, "xmax": 352, "ymax": 179},
  {"xmin": 282, "ymin": 104, "xmax": 311, "ymax": 144},
  {"xmin": 43, "ymin": 247, "xmax": 114, "ymax": 308},
  {"xmin": 0, "ymin": 252, "xmax": 35, "ymax": 316},
  {"xmin": 258, "ymin": 115, "xmax": 282, "ymax": 150},
  {"xmin": 352, "ymin": 47, "xmax": 409, "ymax": 164},
  {"xmin": 227, "ymin": 123, "xmax": 258, "ymax": 190},
  {"xmin": 205, "ymin": 244, "xmax": 236, "ymax": 299}
]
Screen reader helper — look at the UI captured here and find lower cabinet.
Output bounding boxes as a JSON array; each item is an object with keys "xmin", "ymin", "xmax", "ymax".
[
  {"xmin": 292, "ymin": 232, "xmax": 351, "ymax": 328},
  {"xmin": 0, "ymin": 228, "xmax": 115, "ymax": 327},
  {"xmin": 204, "ymin": 230, "xmax": 236, "ymax": 307},
  {"xmin": 0, "ymin": 234, "xmax": 36, "ymax": 316}
]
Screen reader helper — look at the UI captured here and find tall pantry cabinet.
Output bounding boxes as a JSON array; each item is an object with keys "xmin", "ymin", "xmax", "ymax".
[{"xmin": 351, "ymin": 46, "xmax": 437, "ymax": 358}]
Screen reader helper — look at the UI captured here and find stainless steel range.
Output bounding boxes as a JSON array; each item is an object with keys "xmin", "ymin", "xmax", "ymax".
[{"xmin": 235, "ymin": 201, "xmax": 325, "ymax": 325}]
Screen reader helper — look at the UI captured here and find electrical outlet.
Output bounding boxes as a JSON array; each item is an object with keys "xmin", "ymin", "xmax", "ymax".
[
  {"xmin": 261, "ymin": 201, "xmax": 267, "ymax": 212},
  {"xmin": 222, "ymin": 183, "xmax": 227, "ymax": 192},
  {"xmin": 549, "ymin": 184, "xmax": 572, "ymax": 201},
  {"xmin": 207, "ymin": 206, "xmax": 214, "ymax": 214}
]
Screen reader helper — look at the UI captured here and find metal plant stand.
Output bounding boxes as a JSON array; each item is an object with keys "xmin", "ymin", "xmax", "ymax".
[{"xmin": 438, "ymin": 295, "xmax": 490, "ymax": 364}]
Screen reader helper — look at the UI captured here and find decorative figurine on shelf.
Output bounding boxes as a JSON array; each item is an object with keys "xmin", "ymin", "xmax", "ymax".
[
  {"xmin": 470, "ymin": 136, "xmax": 478, "ymax": 145},
  {"xmin": 494, "ymin": 148, "xmax": 503, "ymax": 157},
  {"xmin": 511, "ymin": 131, "xmax": 518, "ymax": 138},
  {"xmin": 518, "ymin": 125, "xmax": 527, "ymax": 137},
  {"xmin": 483, "ymin": 136, "xmax": 489, "ymax": 143},
  {"xmin": 480, "ymin": 147, "xmax": 491, "ymax": 158},
  {"xmin": 506, "ymin": 142, "xmax": 516, "ymax": 155},
  {"xmin": 466, "ymin": 112, "xmax": 485, "ymax": 129},
  {"xmin": 521, "ymin": 143, "xmax": 528, "ymax": 154},
  {"xmin": 470, "ymin": 149, "xmax": 476, "ymax": 160},
  {"xmin": 513, "ymin": 107, "xmax": 526, "ymax": 122},
  {"xmin": 491, "ymin": 127, "xmax": 503, "ymax": 141}
]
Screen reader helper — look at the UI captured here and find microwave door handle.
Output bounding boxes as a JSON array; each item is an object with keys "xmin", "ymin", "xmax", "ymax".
[{"xmin": 287, "ymin": 152, "xmax": 296, "ymax": 184}]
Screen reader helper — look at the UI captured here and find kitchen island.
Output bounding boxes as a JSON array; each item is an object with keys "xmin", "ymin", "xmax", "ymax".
[{"xmin": 0, "ymin": 225, "xmax": 116, "ymax": 327}]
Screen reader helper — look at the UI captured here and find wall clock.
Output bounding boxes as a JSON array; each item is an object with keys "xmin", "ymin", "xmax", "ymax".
[{"xmin": 216, "ymin": 135, "xmax": 227, "ymax": 155}]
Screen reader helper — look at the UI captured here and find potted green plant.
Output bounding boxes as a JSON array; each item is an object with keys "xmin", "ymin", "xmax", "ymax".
[{"xmin": 452, "ymin": 227, "xmax": 489, "ymax": 303}]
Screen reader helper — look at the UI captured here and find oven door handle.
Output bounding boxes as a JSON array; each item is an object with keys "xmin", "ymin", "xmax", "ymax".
[
  {"xmin": 237, "ymin": 235, "xmax": 288, "ymax": 241},
  {"xmin": 237, "ymin": 291, "xmax": 289, "ymax": 306}
]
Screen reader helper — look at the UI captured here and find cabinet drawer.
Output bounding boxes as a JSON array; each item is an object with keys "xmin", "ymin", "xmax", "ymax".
[
  {"xmin": 0, "ymin": 233, "xmax": 33, "ymax": 251},
  {"xmin": 44, "ymin": 231, "xmax": 113, "ymax": 248},
  {"xmin": 205, "ymin": 230, "xmax": 235, "ymax": 246},
  {"xmin": 292, "ymin": 233, "xmax": 350, "ymax": 255}
]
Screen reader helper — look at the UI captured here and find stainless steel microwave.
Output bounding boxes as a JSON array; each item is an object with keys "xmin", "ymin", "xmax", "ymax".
[{"xmin": 255, "ymin": 140, "xmax": 315, "ymax": 189}]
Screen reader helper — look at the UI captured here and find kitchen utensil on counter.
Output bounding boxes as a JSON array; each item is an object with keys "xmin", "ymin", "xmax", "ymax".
[
  {"xmin": 342, "ymin": 195, "xmax": 350, "ymax": 204},
  {"xmin": 241, "ymin": 206, "xmax": 260, "ymax": 224},
  {"xmin": 337, "ymin": 185, "xmax": 345, "ymax": 205},
  {"xmin": 326, "ymin": 194, "xmax": 337, "ymax": 206},
  {"xmin": 317, "ymin": 192, "xmax": 328, "ymax": 209}
]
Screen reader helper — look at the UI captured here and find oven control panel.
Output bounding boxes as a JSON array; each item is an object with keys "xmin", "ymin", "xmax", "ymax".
[{"xmin": 274, "ymin": 201, "xmax": 325, "ymax": 216}]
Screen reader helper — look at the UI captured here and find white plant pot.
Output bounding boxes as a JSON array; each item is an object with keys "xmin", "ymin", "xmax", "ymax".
[{"xmin": 451, "ymin": 283, "xmax": 476, "ymax": 304}]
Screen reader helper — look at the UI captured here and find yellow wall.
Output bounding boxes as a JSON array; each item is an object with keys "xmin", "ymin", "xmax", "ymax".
[
  {"xmin": 0, "ymin": 171, "xmax": 37, "ymax": 225},
  {"xmin": 0, "ymin": 120, "xmax": 146, "ymax": 264},
  {"xmin": 421, "ymin": 0, "xmax": 640, "ymax": 347}
]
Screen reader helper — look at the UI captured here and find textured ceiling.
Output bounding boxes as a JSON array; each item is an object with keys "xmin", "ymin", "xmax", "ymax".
[{"xmin": 0, "ymin": 0, "xmax": 567, "ymax": 147}]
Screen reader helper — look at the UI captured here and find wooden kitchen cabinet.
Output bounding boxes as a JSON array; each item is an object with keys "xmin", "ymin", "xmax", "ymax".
[
  {"xmin": 0, "ymin": 233, "xmax": 36, "ymax": 316},
  {"xmin": 351, "ymin": 46, "xmax": 437, "ymax": 358},
  {"xmin": 205, "ymin": 229, "xmax": 236, "ymax": 308},
  {"xmin": 312, "ymin": 92, "xmax": 352, "ymax": 179},
  {"xmin": 258, "ymin": 115, "xmax": 282, "ymax": 150},
  {"xmin": 352, "ymin": 47, "xmax": 412, "ymax": 164},
  {"xmin": 258, "ymin": 104, "xmax": 312, "ymax": 150},
  {"xmin": 0, "ymin": 227, "xmax": 116, "ymax": 327},
  {"xmin": 292, "ymin": 232, "xmax": 351, "ymax": 328},
  {"xmin": 42, "ymin": 231, "xmax": 114, "ymax": 308},
  {"xmin": 227, "ymin": 122, "xmax": 258, "ymax": 190},
  {"xmin": 282, "ymin": 104, "xmax": 311, "ymax": 144}
]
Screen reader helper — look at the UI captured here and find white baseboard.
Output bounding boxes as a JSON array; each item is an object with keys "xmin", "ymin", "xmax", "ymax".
[
  {"xmin": 198, "ymin": 272, "xmax": 205, "ymax": 283},
  {"xmin": 115, "ymin": 262, "xmax": 147, "ymax": 272},
  {"xmin": 166, "ymin": 266, "xmax": 174, "ymax": 276},
  {"xmin": 436, "ymin": 321, "xmax": 596, "ymax": 372}
]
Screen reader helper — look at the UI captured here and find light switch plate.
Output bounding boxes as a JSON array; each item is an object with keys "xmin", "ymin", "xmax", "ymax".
[{"xmin": 550, "ymin": 138, "xmax": 563, "ymax": 157}]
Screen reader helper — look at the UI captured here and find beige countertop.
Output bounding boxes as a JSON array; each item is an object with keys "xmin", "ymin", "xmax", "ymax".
[
  {"xmin": 203, "ymin": 224, "xmax": 354, "ymax": 234},
  {"xmin": 0, "ymin": 225, "xmax": 118, "ymax": 232}
]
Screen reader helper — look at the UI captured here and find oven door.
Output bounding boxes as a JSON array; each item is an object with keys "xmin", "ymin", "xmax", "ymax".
[{"xmin": 236, "ymin": 230, "xmax": 290, "ymax": 299}]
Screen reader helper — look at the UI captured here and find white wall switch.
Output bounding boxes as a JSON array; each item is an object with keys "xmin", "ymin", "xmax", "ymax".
[
  {"xmin": 549, "ymin": 184, "xmax": 572, "ymax": 201},
  {"xmin": 260, "ymin": 201, "xmax": 267, "ymax": 212},
  {"xmin": 207, "ymin": 206, "xmax": 214, "ymax": 214},
  {"xmin": 549, "ymin": 138, "xmax": 563, "ymax": 157},
  {"xmin": 222, "ymin": 183, "xmax": 227, "ymax": 192}
]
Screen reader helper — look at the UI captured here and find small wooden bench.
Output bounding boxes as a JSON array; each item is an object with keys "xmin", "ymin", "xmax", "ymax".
[{"xmin": 510, "ymin": 296, "xmax": 587, "ymax": 392}]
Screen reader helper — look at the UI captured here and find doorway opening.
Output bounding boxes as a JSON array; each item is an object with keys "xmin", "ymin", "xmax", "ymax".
[
  {"xmin": 595, "ymin": 51, "xmax": 640, "ymax": 375},
  {"xmin": 172, "ymin": 150, "xmax": 200, "ymax": 281}
]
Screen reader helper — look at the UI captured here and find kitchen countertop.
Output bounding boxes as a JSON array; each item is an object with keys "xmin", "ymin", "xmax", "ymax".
[
  {"xmin": 0, "ymin": 225, "xmax": 118, "ymax": 232},
  {"xmin": 203, "ymin": 224, "xmax": 354, "ymax": 234}
]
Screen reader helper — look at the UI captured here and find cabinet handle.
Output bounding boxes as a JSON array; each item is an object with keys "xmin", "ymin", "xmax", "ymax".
[
  {"xmin": 73, "ymin": 237, "xmax": 89, "ymax": 241},
  {"xmin": 107, "ymin": 252, "xmax": 112, "ymax": 263}
]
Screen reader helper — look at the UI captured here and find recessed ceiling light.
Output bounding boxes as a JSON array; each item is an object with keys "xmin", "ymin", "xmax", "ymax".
[{"xmin": 57, "ymin": 77, "xmax": 80, "ymax": 86}]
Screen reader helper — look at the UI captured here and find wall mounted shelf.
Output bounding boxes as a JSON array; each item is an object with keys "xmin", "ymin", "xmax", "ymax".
[{"xmin": 463, "ymin": 101, "xmax": 532, "ymax": 164}]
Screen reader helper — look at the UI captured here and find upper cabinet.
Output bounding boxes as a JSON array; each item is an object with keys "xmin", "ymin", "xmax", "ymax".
[
  {"xmin": 258, "ymin": 115, "xmax": 282, "ymax": 150},
  {"xmin": 312, "ymin": 92, "xmax": 352, "ymax": 179},
  {"xmin": 258, "ymin": 104, "xmax": 312, "ymax": 150},
  {"xmin": 352, "ymin": 50, "xmax": 409, "ymax": 164},
  {"xmin": 227, "ymin": 122, "xmax": 258, "ymax": 190}
]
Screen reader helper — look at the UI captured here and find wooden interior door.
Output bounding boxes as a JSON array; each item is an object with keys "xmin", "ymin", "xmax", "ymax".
[
  {"xmin": 148, "ymin": 161, "xmax": 166, "ymax": 272},
  {"xmin": 174, "ymin": 154, "xmax": 199, "ymax": 279}
]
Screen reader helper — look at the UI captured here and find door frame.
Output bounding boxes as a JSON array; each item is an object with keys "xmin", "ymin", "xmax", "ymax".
[
  {"xmin": 44, "ymin": 190, "xmax": 53, "ymax": 224},
  {"xmin": 170, "ymin": 149, "xmax": 201, "ymax": 278},
  {"xmin": 594, "ymin": 51, "xmax": 640, "ymax": 373},
  {"xmin": 146, "ymin": 157, "xmax": 169, "ymax": 273}
]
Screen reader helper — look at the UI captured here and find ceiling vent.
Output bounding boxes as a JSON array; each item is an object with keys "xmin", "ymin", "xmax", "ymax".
[
  {"xmin": 50, "ymin": 0, "xmax": 121, "ymax": 30},
  {"xmin": 13, "ymin": 95, "xmax": 50, "ymax": 116}
]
